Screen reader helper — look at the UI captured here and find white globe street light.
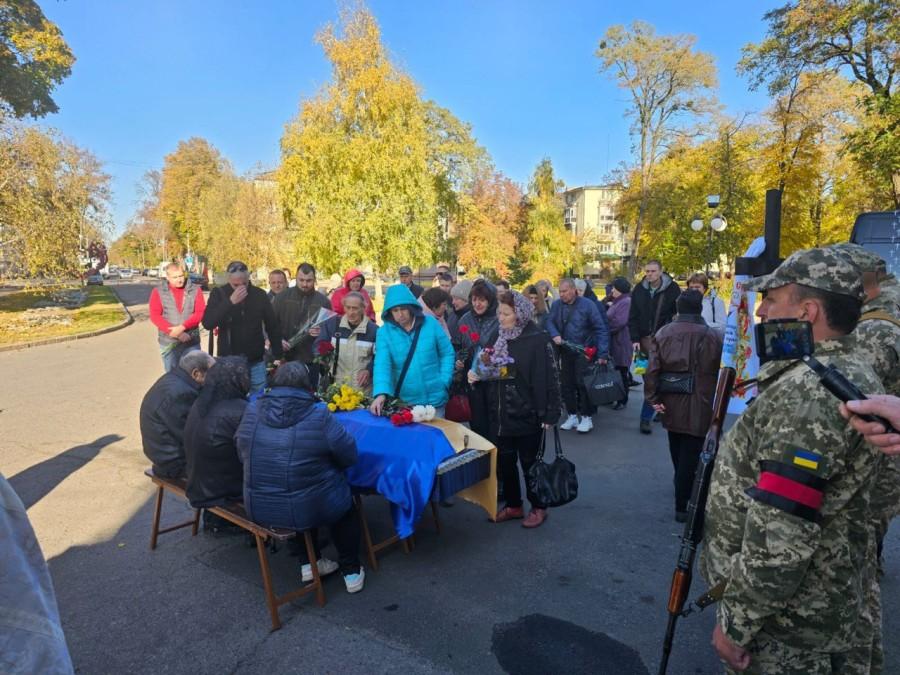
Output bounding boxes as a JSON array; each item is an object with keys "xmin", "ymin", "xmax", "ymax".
[
  {"xmin": 710, "ymin": 215, "xmax": 728, "ymax": 232},
  {"xmin": 690, "ymin": 218, "xmax": 704, "ymax": 232}
]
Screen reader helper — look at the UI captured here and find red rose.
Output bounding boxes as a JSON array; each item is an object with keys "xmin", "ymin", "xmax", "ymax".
[
  {"xmin": 459, "ymin": 325, "xmax": 470, "ymax": 334},
  {"xmin": 584, "ymin": 347, "xmax": 597, "ymax": 360},
  {"xmin": 469, "ymin": 332, "xmax": 480, "ymax": 342},
  {"xmin": 317, "ymin": 341, "xmax": 335, "ymax": 355},
  {"xmin": 402, "ymin": 409, "xmax": 414, "ymax": 422},
  {"xmin": 390, "ymin": 413, "xmax": 401, "ymax": 425}
]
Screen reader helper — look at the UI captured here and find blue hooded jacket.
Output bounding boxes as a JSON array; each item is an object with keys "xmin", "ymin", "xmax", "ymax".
[
  {"xmin": 236, "ymin": 387, "xmax": 357, "ymax": 531},
  {"xmin": 373, "ymin": 285, "xmax": 455, "ymax": 406}
]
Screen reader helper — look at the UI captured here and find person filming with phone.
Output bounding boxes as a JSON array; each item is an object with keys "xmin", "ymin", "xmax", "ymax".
[{"xmin": 699, "ymin": 247, "xmax": 885, "ymax": 672}]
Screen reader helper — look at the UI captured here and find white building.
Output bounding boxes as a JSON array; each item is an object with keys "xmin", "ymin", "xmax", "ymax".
[{"xmin": 562, "ymin": 184, "xmax": 630, "ymax": 277}]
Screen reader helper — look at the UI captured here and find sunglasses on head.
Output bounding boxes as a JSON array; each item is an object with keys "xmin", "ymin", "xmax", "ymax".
[{"xmin": 227, "ymin": 262, "xmax": 248, "ymax": 273}]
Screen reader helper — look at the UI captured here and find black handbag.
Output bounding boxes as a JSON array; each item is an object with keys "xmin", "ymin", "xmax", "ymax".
[
  {"xmin": 582, "ymin": 362, "xmax": 625, "ymax": 406},
  {"xmin": 657, "ymin": 372, "xmax": 694, "ymax": 394},
  {"xmin": 526, "ymin": 427, "xmax": 578, "ymax": 508}
]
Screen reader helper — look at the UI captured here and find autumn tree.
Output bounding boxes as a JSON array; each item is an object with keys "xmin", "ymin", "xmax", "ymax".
[
  {"xmin": 457, "ymin": 169, "xmax": 522, "ymax": 278},
  {"xmin": 0, "ymin": 0, "xmax": 75, "ymax": 118},
  {"xmin": 514, "ymin": 159, "xmax": 578, "ymax": 284},
  {"xmin": 596, "ymin": 21, "xmax": 717, "ymax": 275},
  {"xmin": 158, "ymin": 137, "xmax": 228, "ymax": 254},
  {"xmin": 742, "ymin": 0, "xmax": 900, "ymax": 205},
  {"xmin": 280, "ymin": 7, "xmax": 436, "ymax": 276},
  {"xmin": 0, "ymin": 121, "xmax": 110, "ymax": 278}
]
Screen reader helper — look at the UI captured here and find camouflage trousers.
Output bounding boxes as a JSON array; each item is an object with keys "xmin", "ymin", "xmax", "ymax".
[{"xmin": 724, "ymin": 632, "xmax": 873, "ymax": 675}]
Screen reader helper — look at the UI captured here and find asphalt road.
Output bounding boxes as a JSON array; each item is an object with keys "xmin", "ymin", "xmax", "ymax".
[{"xmin": 1, "ymin": 280, "xmax": 897, "ymax": 675}]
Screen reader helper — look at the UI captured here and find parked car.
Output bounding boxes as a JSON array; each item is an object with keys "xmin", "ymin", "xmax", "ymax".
[
  {"xmin": 119, "ymin": 269, "xmax": 134, "ymax": 280},
  {"xmin": 189, "ymin": 272, "xmax": 209, "ymax": 291},
  {"xmin": 147, "ymin": 268, "xmax": 159, "ymax": 277},
  {"xmin": 85, "ymin": 273, "xmax": 103, "ymax": 286}
]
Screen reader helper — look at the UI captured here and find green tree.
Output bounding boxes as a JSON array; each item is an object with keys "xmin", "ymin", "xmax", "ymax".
[
  {"xmin": 0, "ymin": 121, "xmax": 110, "ymax": 278},
  {"xmin": 742, "ymin": 0, "xmax": 900, "ymax": 205},
  {"xmin": 515, "ymin": 158, "xmax": 578, "ymax": 284},
  {"xmin": 0, "ymin": 0, "xmax": 75, "ymax": 118},
  {"xmin": 158, "ymin": 137, "xmax": 227, "ymax": 254},
  {"xmin": 596, "ymin": 21, "xmax": 718, "ymax": 275},
  {"xmin": 279, "ymin": 7, "xmax": 439, "ymax": 276}
]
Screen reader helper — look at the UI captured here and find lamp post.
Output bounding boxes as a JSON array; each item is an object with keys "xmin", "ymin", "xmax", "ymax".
[{"xmin": 690, "ymin": 195, "xmax": 727, "ymax": 276}]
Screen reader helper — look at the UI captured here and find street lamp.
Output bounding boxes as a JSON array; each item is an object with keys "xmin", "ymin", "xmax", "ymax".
[{"xmin": 690, "ymin": 195, "xmax": 727, "ymax": 275}]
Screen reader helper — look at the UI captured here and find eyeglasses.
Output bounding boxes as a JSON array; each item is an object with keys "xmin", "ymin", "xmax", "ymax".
[{"xmin": 227, "ymin": 262, "xmax": 248, "ymax": 273}]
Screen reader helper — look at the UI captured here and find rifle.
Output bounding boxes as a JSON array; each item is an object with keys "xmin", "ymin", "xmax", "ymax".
[{"xmin": 657, "ymin": 189, "xmax": 784, "ymax": 674}]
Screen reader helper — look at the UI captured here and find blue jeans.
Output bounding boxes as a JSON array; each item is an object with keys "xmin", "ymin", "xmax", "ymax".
[
  {"xmin": 160, "ymin": 343, "xmax": 200, "ymax": 373},
  {"xmin": 249, "ymin": 361, "xmax": 267, "ymax": 394},
  {"xmin": 640, "ymin": 400, "xmax": 655, "ymax": 422}
]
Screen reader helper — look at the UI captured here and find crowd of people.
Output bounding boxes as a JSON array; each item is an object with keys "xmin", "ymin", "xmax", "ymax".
[{"xmin": 137, "ymin": 243, "xmax": 900, "ymax": 672}]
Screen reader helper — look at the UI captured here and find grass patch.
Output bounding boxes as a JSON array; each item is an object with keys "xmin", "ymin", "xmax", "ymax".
[{"xmin": 0, "ymin": 285, "xmax": 126, "ymax": 346}]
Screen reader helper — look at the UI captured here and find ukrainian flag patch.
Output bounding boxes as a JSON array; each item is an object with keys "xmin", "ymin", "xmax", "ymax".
[{"xmin": 783, "ymin": 447, "xmax": 826, "ymax": 476}]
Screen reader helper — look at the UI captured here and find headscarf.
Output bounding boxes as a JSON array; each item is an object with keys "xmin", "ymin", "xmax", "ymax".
[
  {"xmin": 193, "ymin": 356, "xmax": 249, "ymax": 416},
  {"xmin": 492, "ymin": 291, "xmax": 534, "ymax": 365}
]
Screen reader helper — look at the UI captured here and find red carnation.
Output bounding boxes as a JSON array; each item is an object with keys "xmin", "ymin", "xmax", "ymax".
[
  {"xmin": 402, "ymin": 409, "xmax": 414, "ymax": 422},
  {"xmin": 390, "ymin": 413, "xmax": 401, "ymax": 425},
  {"xmin": 469, "ymin": 332, "xmax": 480, "ymax": 342},
  {"xmin": 584, "ymin": 347, "xmax": 597, "ymax": 360},
  {"xmin": 317, "ymin": 341, "xmax": 335, "ymax": 355},
  {"xmin": 459, "ymin": 325, "xmax": 470, "ymax": 334}
]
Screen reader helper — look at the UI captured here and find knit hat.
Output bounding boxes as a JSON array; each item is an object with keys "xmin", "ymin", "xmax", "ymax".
[
  {"xmin": 612, "ymin": 277, "xmax": 631, "ymax": 294},
  {"xmin": 450, "ymin": 279, "xmax": 473, "ymax": 301},
  {"xmin": 676, "ymin": 289, "xmax": 703, "ymax": 315}
]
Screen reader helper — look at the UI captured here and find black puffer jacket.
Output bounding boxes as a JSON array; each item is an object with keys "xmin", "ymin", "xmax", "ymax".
[
  {"xmin": 497, "ymin": 323, "xmax": 561, "ymax": 437},
  {"xmin": 183, "ymin": 397, "xmax": 247, "ymax": 508},
  {"xmin": 139, "ymin": 368, "xmax": 201, "ymax": 477}
]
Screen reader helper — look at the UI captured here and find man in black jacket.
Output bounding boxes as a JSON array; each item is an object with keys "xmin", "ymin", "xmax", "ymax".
[
  {"xmin": 202, "ymin": 260, "xmax": 282, "ymax": 393},
  {"xmin": 398, "ymin": 265, "xmax": 424, "ymax": 299},
  {"xmin": 139, "ymin": 350, "xmax": 215, "ymax": 478},
  {"xmin": 627, "ymin": 259, "xmax": 681, "ymax": 434}
]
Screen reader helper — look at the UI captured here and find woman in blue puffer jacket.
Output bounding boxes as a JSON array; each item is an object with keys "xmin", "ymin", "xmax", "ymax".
[
  {"xmin": 369, "ymin": 284, "xmax": 455, "ymax": 416},
  {"xmin": 236, "ymin": 362, "xmax": 365, "ymax": 594}
]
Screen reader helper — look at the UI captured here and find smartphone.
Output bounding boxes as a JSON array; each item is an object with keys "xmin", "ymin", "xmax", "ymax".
[{"xmin": 755, "ymin": 319, "xmax": 814, "ymax": 364}]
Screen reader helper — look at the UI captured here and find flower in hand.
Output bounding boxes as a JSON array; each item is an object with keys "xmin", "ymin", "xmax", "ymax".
[
  {"xmin": 584, "ymin": 346, "xmax": 597, "ymax": 361},
  {"xmin": 317, "ymin": 341, "xmax": 335, "ymax": 355}
]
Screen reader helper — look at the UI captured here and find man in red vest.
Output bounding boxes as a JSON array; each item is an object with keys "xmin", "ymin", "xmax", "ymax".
[{"xmin": 149, "ymin": 262, "xmax": 207, "ymax": 371}]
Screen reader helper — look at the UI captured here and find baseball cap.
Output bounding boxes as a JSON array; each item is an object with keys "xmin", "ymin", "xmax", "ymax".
[
  {"xmin": 829, "ymin": 242, "xmax": 886, "ymax": 276},
  {"xmin": 744, "ymin": 246, "xmax": 864, "ymax": 301},
  {"xmin": 398, "ymin": 266, "xmax": 413, "ymax": 275}
]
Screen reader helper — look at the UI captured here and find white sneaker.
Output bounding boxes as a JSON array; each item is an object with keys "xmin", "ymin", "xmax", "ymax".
[
  {"xmin": 301, "ymin": 557, "xmax": 339, "ymax": 582},
  {"xmin": 343, "ymin": 567, "xmax": 366, "ymax": 594},
  {"xmin": 576, "ymin": 416, "xmax": 593, "ymax": 433},
  {"xmin": 560, "ymin": 414, "xmax": 579, "ymax": 430}
]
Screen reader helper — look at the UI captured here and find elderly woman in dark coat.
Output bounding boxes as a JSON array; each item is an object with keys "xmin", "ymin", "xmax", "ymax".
[
  {"xmin": 236, "ymin": 362, "xmax": 364, "ymax": 593},
  {"xmin": 470, "ymin": 291, "xmax": 561, "ymax": 529},
  {"xmin": 183, "ymin": 356, "xmax": 248, "ymax": 521}
]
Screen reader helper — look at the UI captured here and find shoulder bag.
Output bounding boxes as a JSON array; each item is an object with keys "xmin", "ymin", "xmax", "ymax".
[
  {"xmin": 393, "ymin": 319, "xmax": 423, "ymax": 398},
  {"xmin": 657, "ymin": 328, "xmax": 710, "ymax": 395},
  {"xmin": 526, "ymin": 426, "xmax": 578, "ymax": 508}
]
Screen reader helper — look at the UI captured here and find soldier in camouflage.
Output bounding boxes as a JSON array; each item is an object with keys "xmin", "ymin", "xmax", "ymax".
[
  {"xmin": 831, "ymin": 243, "xmax": 900, "ymax": 674},
  {"xmin": 700, "ymin": 247, "xmax": 885, "ymax": 673}
]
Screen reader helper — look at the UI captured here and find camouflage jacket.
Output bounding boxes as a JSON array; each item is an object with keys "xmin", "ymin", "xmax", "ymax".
[
  {"xmin": 700, "ymin": 334, "xmax": 884, "ymax": 651},
  {"xmin": 856, "ymin": 298, "xmax": 900, "ymax": 523},
  {"xmin": 881, "ymin": 276, "xmax": 900, "ymax": 315}
]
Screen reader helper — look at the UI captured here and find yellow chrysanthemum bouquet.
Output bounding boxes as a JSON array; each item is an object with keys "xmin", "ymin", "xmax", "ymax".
[{"xmin": 324, "ymin": 383, "xmax": 366, "ymax": 412}]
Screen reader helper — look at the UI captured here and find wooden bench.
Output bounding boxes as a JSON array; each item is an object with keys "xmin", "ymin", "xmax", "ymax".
[{"xmin": 145, "ymin": 468, "xmax": 324, "ymax": 630}]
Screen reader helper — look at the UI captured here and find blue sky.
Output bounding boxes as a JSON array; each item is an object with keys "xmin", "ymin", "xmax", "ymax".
[{"xmin": 39, "ymin": 1, "xmax": 777, "ymax": 236}]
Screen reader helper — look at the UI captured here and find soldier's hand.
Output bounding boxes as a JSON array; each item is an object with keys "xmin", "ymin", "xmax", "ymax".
[
  {"xmin": 841, "ymin": 396, "xmax": 900, "ymax": 455},
  {"xmin": 712, "ymin": 625, "xmax": 750, "ymax": 671}
]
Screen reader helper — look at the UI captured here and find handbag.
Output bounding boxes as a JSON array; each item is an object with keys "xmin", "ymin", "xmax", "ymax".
[
  {"xmin": 582, "ymin": 362, "xmax": 625, "ymax": 406},
  {"xmin": 657, "ymin": 372, "xmax": 694, "ymax": 394},
  {"xmin": 526, "ymin": 427, "xmax": 578, "ymax": 508},
  {"xmin": 656, "ymin": 327, "xmax": 710, "ymax": 395},
  {"xmin": 445, "ymin": 393, "xmax": 472, "ymax": 423}
]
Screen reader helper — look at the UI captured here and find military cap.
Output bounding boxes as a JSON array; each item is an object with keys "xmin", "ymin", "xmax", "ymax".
[
  {"xmin": 829, "ymin": 242, "xmax": 885, "ymax": 275},
  {"xmin": 744, "ymin": 246, "xmax": 865, "ymax": 301}
]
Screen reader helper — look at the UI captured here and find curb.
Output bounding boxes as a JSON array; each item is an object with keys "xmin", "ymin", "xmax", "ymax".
[{"xmin": 0, "ymin": 287, "xmax": 135, "ymax": 353}]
